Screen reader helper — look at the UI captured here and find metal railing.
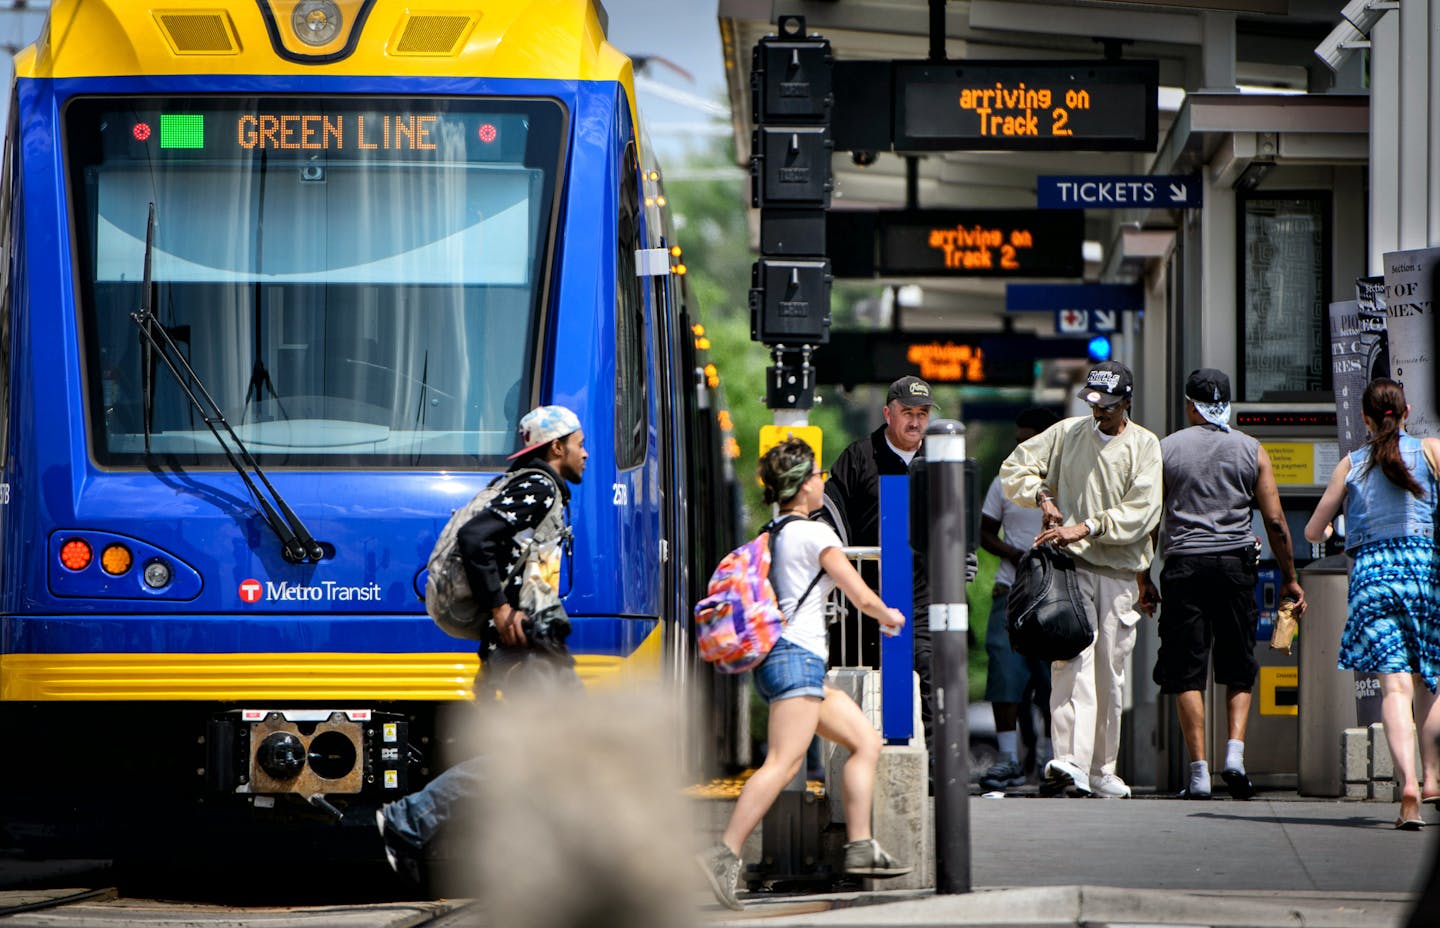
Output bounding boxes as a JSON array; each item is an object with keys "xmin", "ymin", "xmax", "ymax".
[{"xmin": 829, "ymin": 545, "xmax": 881, "ymax": 669}]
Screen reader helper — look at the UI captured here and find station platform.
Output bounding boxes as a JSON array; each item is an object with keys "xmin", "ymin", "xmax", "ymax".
[{"xmin": 693, "ymin": 790, "xmax": 1438, "ymax": 926}]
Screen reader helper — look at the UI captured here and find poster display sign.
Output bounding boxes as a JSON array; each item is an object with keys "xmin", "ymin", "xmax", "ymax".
[
  {"xmin": 1382, "ymin": 247, "xmax": 1440, "ymax": 437},
  {"xmin": 1328, "ymin": 285, "xmax": 1389, "ymax": 458}
]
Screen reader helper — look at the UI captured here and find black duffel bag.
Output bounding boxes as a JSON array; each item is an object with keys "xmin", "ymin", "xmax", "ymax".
[{"xmin": 1006, "ymin": 543, "xmax": 1094, "ymax": 662}]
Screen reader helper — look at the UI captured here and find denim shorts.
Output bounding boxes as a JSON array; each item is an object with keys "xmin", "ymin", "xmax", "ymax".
[{"xmin": 753, "ymin": 639, "xmax": 827, "ymax": 703}]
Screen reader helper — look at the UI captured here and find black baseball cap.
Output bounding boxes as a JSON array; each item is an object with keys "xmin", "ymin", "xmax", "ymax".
[
  {"xmin": 1184, "ymin": 368, "xmax": 1231, "ymax": 405},
  {"xmin": 887, "ymin": 375, "xmax": 938, "ymax": 408},
  {"xmin": 1076, "ymin": 361, "xmax": 1134, "ymax": 407}
]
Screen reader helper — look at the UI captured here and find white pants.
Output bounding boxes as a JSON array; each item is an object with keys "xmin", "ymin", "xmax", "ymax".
[{"xmin": 1049, "ymin": 566, "xmax": 1140, "ymax": 778}]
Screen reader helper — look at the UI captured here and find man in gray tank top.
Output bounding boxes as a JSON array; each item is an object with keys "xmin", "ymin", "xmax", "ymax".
[{"xmin": 1140, "ymin": 369, "xmax": 1307, "ymax": 800}]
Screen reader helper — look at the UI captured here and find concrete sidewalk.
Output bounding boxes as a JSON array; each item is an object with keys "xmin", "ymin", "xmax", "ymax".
[
  {"xmin": 707, "ymin": 885, "xmax": 1414, "ymax": 927},
  {"xmin": 700, "ymin": 794, "xmax": 1439, "ymax": 926}
]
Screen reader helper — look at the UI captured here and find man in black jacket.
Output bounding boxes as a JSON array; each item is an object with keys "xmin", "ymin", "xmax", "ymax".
[{"xmin": 821, "ymin": 376, "xmax": 938, "ymax": 742}]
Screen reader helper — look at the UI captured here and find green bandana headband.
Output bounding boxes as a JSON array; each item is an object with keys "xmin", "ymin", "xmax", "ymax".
[{"xmin": 773, "ymin": 458, "xmax": 813, "ymax": 502}]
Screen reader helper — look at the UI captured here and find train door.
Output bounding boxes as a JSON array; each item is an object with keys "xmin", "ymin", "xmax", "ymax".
[{"xmin": 613, "ymin": 109, "xmax": 662, "ymax": 622}]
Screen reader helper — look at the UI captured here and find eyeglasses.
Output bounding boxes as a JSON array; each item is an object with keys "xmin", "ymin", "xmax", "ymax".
[{"xmin": 810, "ymin": 469, "xmax": 829, "ymax": 481}]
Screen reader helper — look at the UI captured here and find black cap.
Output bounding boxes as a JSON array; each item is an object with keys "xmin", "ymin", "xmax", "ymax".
[
  {"xmin": 1184, "ymin": 368, "xmax": 1231, "ymax": 405},
  {"xmin": 886, "ymin": 375, "xmax": 937, "ymax": 408},
  {"xmin": 1075, "ymin": 361, "xmax": 1134, "ymax": 407}
]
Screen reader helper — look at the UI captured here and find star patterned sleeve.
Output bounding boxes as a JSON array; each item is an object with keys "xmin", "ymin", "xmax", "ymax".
[{"xmin": 483, "ymin": 472, "xmax": 560, "ymax": 531}]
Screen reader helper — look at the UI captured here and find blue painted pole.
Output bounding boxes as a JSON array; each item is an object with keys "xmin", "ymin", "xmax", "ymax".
[{"xmin": 879, "ymin": 475, "xmax": 914, "ymax": 744}]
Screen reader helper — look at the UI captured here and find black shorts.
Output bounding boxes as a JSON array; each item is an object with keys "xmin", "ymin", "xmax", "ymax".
[{"xmin": 1153, "ymin": 552, "xmax": 1259, "ymax": 693}]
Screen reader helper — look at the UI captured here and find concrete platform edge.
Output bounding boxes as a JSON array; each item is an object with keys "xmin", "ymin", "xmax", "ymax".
[{"xmin": 710, "ymin": 884, "xmax": 1416, "ymax": 927}]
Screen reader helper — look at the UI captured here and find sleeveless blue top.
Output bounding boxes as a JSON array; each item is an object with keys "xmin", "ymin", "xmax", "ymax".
[{"xmin": 1344, "ymin": 433, "xmax": 1437, "ymax": 549}]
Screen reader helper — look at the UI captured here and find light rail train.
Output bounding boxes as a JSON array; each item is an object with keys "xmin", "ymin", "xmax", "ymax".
[{"xmin": 0, "ymin": 0, "xmax": 741, "ymax": 861}]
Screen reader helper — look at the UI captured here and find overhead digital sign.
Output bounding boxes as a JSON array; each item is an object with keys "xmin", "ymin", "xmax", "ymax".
[
  {"xmin": 829, "ymin": 210, "xmax": 1085, "ymax": 279},
  {"xmin": 815, "ymin": 331, "xmax": 1094, "ymax": 388},
  {"xmin": 894, "ymin": 60, "xmax": 1159, "ymax": 152}
]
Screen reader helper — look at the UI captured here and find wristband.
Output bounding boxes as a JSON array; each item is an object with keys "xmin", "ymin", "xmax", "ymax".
[
  {"xmin": 1036, "ymin": 490, "xmax": 1054, "ymax": 506},
  {"xmin": 1083, "ymin": 517, "xmax": 1101, "ymax": 537}
]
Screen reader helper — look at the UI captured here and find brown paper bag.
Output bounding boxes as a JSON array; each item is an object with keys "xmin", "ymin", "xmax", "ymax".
[{"xmin": 1269, "ymin": 599, "xmax": 1298, "ymax": 655}]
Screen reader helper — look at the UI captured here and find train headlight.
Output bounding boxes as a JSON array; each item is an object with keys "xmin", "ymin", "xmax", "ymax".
[
  {"xmin": 143, "ymin": 560, "xmax": 173, "ymax": 589},
  {"xmin": 60, "ymin": 539, "xmax": 93, "ymax": 571},
  {"xmin": 257, "ymin": 732, "xmax": 307, "ymax": 779},
  {"xmin": 292, "ymin": 0, "xmax": 341, "ymax": 46},
  {"xmin": 100, "ymin": 544, "xmax": 133, "ymax": 576}
]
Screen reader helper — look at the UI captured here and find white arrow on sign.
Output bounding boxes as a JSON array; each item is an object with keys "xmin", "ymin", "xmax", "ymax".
[
  {"xmin": 1057, "ymin": 308, "xmax": 1090, "ymax": 334},
  {"xmin": 1092, "ymin": 309, "xmax": 1118, "ymax": 332},
  {"xmin": 1168, "ymin": 182, "xmax": 1187, "ymax": 203}
]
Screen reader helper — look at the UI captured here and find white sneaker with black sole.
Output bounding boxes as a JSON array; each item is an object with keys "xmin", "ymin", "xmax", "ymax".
[{"xmin": 1043, "ymin": 758, "xmax": 1092, "ymax": 797}]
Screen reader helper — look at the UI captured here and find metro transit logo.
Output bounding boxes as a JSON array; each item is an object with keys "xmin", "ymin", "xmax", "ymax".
[{"xmin": 236, "ymin": 578, "xmax": 384, "ymax": 604}]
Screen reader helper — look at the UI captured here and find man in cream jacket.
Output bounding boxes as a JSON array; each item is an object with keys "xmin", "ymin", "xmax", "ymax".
[{"xmin": 1000, "ymin": 361, "xmax": 1163, "ymax": 799}]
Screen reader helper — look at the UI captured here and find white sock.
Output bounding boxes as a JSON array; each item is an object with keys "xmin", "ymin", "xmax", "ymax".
[
  {"xmin": 1190, "ymin": 760, "xmax": 1211, "ymax": 794},
  {"xmin": 996, "ymin": 729, "xmax": 1018, "ymax": 761},
  {"xmin": 1225, "ymin": 740, "xmax": 1246, "ymax": 775}
]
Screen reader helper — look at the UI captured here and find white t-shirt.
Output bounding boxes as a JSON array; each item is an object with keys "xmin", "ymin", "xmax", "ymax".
[
  {"xmin": 770, "ymin": 518, "xmax": 840, "ymax": 659},
  {"xmin": 982, "ymin": 475, "xmax": 1044, "ymax": 588},
  {"xmin": 885, "ymin": 434, "xmax": 918, "ymax": 466}
]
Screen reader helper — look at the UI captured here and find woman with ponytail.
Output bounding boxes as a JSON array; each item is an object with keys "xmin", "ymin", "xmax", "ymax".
[
  {"xmin": 1307, "ymin": 378, "xmax": 1440, "ymax": 829},
  {"xmin": 697, "ymin": 438, "xmax": 912, "ymax": 910}
]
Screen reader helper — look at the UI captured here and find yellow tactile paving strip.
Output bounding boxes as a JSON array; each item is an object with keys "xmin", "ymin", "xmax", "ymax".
[{"xmin": 684, "ymin": 769, "xmax": 826, "ymax": 799}]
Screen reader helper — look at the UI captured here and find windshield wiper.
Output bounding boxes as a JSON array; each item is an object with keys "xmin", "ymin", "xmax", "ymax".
[{"xmin": 129, "ymin": 203, "xmax": 326, "ymax": 564}]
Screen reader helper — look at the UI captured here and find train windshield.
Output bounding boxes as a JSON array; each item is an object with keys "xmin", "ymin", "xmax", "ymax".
[{"xmin": 65, "ymin": 96, "xmax": 566, "ymax": 467}]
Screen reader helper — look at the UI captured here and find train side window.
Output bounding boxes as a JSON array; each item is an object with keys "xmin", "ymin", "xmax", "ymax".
[
  {"xmin": 615, "ymin": 137, "xmax": 647, "ymax": 469},
  {"xmin": 1236, "ymin": 191, "xmax": 1332, "ymax": 402}
]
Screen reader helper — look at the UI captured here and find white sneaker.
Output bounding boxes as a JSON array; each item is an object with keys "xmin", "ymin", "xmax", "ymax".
[
  {"xmin": 1043, "ymin": 759, "xmax": 1091, "ymax": 797},
  {"xmin": 1091, "ymin": 773, "xmax": 1132, "ymax": 799}
]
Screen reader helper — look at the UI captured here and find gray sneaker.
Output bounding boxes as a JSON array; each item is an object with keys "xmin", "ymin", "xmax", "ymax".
[
  {"xmin": 843, "ymin": 838, "xmax": 913, "ymax": 878},
  {"xmin": 979, "ymin": 757, "xmax": 1026, "ymax": 791},
  {"xmin": 696, "ymin": 844, "xmax": 744, "ymax": 910}
]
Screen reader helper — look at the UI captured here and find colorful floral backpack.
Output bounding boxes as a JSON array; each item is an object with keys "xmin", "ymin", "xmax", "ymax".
[{"xmin": 693, "ymin": 516, "xmax": 823, "ymax": 674}]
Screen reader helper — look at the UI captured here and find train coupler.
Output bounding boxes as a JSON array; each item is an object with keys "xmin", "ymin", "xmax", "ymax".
[{"xmin": 206, "ymin": 708, "xmax": 413, "ymax": 803}]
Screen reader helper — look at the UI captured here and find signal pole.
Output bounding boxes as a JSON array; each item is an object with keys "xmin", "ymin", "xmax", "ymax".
[{"xmin": 749, "ymin": 15, "xmax": 832, "ymax": 425}]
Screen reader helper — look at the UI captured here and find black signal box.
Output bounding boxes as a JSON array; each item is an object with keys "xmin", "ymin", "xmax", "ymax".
[
  {"xmin": 751, "ymin": 126, "xmax": 833, "ymax": 208},
  {"xmin": 750, "ymin": 258, "xmax": 832, "ymax": 345},
  {"xmin": 751, "ymin": 28, "xmax": 833, "ymax": 122}
]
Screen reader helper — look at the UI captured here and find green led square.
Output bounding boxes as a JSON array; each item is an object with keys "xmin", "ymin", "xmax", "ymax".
[{"xmin": 160, "ymin": 114, "xmax": 204, "ymax": 149}]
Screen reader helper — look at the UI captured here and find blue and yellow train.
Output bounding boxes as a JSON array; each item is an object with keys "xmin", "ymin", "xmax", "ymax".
[{"xmin": 0, "ymin": 0, "xmax": 741, "ymax": 858}]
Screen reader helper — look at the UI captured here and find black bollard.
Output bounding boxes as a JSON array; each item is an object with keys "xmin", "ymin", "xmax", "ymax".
[{"xmin": 925, "ymin": 419, "xmax": 970, "ymax": 894}]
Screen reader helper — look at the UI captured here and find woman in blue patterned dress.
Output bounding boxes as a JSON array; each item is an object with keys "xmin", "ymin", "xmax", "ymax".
[{"xmin": 1306, "ymin": 378, "xmax": 1440, "ymax": 829}]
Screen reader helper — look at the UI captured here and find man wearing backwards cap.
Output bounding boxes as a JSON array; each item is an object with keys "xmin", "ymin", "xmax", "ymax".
[
  {"xmin": 377, "ymin": 405, "xmax": 587, "ymax": 879},
  {"xmin": 1000, "ymin": 360, "xmax": 1163, "ymax": 799},
  {"xmin": 460, "ymin": 404, "xmax": 588, "ymax": 654},
  {"xmin": 1142, "ymin": 368, "xmax": 1306, "ymax": 800}
]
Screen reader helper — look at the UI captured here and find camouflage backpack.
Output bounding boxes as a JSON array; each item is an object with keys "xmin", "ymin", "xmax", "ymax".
[{"xmin": 425, "ymin": 468, "xmax": 567, "ymax": 640}]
